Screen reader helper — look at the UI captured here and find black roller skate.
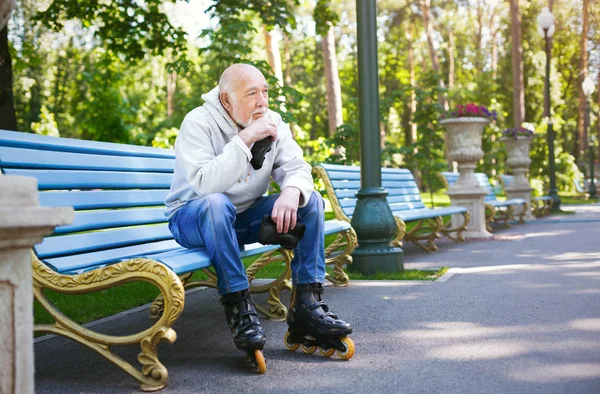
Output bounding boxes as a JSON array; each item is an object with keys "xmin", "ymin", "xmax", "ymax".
[
  {"xmin": 220, "ymin": 289, "xmax": 267, "ymax": 373},
  {"xmin": 284, "ymin": 283, "xmax": 355, "ymax": 360}
]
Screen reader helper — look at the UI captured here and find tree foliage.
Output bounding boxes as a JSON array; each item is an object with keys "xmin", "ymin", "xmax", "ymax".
[{"xmin": 7, "ymin": 0, "xmax": 599, "ymax": 193}]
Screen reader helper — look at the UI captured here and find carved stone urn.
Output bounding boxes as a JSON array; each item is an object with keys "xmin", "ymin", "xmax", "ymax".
[
  {"xmin": 501, "ymin": 135, "xmax": 535, "ymax": 220},
  {"xmin": 440, "ymin": 117, "xmax": 492, "ymax": 238}
]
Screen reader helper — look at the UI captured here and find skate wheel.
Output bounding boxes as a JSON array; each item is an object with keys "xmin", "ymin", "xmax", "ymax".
[
  {"xmin": 301, "ymin": 344, "xmax": 317, "ymax": 354},
  {"xmin": 284, "ymin": 331, "xmax": 299, "ymax": 351},
  {"xmin": 254, "ymin": 349, "xmax": 267, "ymax": 374},
  {"xmin": 319, "ymin": 347, "xmax": 335, "ymax": 357},
  {"xmin": 337, "ymin": 337, "xmax": 355, "ymax": 360}
]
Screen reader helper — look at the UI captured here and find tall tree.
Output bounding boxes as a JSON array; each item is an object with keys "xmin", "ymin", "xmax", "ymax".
[
  {"xmin": 575, "ymin": 0, "xmax": 589, "ymax": 159},
  {"xmin": 420, "ymin": 0, "xmax": 448, "ymax": 111},
  {"xmin": 509, "ymin": 0, "xmax": 525, "ymax": 128},
  {"xmin": 315, "ymin": 0, "xmax": 343, "ymax": 138},
  {"xmin": 0, "ymin": 0, "xmax": 16, "ymax": 130},
  {"xmin": 263, "ymin": 26, "xmax": 284, "ymax": 87}
]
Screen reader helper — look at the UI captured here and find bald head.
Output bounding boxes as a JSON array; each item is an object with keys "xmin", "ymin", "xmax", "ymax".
[
  {"xmin": 218, "ymin": 64, "xmax": 269, "ymax": 127},
  {"xmin": 219, "ymin": 64, "xmax": 265, "ymax": 98}
]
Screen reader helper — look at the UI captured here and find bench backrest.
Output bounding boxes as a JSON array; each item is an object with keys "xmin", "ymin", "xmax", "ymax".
[
  {"xmin": 0, "ymin": 129, "xmax": 180, "ymax": 274},
  {"xmin": 318, "ymin": 164, "xmax": 423, "ymax": 219},
  {"xmin": 440, "ymin": 171, "xmax": 497, "ymax": 202}
]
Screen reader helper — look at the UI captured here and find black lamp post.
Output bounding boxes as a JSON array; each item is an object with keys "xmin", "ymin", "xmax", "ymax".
[
  {"xmin": 583, "ymin": 76, "xmax": 598, "ymax": 199},
  {"xmin": 348, "ymin": 0, "xmax": 404, "ymax": 274},
  {"xmin": 537, "ymin": 7, "xmax": 561, "ymax": 211}
]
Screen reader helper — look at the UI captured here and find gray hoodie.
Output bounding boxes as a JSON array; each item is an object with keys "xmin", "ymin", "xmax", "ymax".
[{"xmin": 164, "ymin": 86, "xmax": 314, "ymax": 218}]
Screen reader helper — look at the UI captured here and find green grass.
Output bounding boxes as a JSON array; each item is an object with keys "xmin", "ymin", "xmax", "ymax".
[
  {"xmin": 558, "ymin": 192, "xmax": 599, "ymax": 205},
  {"xmin": 550, "ymin": 210, "xmax": 577, "ymax": 215},
  {"xmin": 347, "ymin": 267, "xmax": 448, "ymax": 281},
  {"xmin": 420, "ymin": 191, "xmax": 451, "ymax": 208}
]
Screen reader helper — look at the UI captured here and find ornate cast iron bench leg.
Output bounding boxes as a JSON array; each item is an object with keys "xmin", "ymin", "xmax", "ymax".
[
  {"xmin": 518, "ymin": 202, "xmax": 528, "ymax": 224},
  {"xmin": 485, "ymin": 204, "xmax": 495, "ymax": 233},
  {"xmin": 33, "ymin": 254, "xmax": 185, "ymax": 392},
  {"xmin": 440, "ymin": 211, "xmax": 471, "ymax": 243},
  {"xmin": 324, "ymin": 227, "xmax": 358, "ymax": 287},
  {"xmin": 390, "ymin": 216, "xmax": 407, "ymax": 248},
  {"xmin": 404, "ymin": 217, "xmax": 442, "ymax": 252}
]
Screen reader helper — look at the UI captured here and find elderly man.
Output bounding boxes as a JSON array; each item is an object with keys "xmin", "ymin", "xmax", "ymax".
[{"xmin": 165, "ymin": 64, "xmax": 353, "ymax": 370}]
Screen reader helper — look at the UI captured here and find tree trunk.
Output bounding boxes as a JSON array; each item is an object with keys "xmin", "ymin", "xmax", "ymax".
[
  {"xmin": 597, "ymin": 74, "xmax": 600, "ymax": 160},
  {"xmin": 404, "ymin": 26, "xmax": 417, "ymax": 149},
  {"xmin": 475, "ymin": 0, "xmax": 484, "ymax": 71},
  {"xmin": 283, "ymin": 33, "xmax": 292, "ymax": 86},
  {"xmin": 263, "ymin": 25, "xmax": 284, "ymax": 87},
  {"xmin": 575, "ymin": 0, "xmax": 589, "ymax": 160},
  {"xmin": 167, "ymin": 69, "xmax": 177, "ymax": 118},
  {"xmin": 509, "ymin": 0, "xmax": 525, "ymax": 128},
  {"xmin": 448, "ymin": 28, "xmax": 455, "ymax": 91},
  {"xmin": 321, "ymin": 24, "xmax": 343, "ymax": 138},
  {"xmin": 420, "ymin": 0, "xmax": 448, "ymax": 111},
  {"xmin": 0, "ymin": 26, "xmax": 16, "ymax": 130}
]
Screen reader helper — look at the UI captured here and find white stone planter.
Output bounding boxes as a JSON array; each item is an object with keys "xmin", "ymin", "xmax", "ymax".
[
  {"xmin": 501, "ymin": 135, "xmax": 535, "ymax": 221},
  {"xmin": 441, "ymin": 117, "xmax": 492, "ymax": 238}
]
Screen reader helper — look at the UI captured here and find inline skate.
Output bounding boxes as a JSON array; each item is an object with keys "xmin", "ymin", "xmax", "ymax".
[
  {"xmin": 284, "ymin": 283, "xmax": 354, "ymax": 360},
  {"xmin": 221, "ymin": 289, "xmax": 267, "ymax": 373}
]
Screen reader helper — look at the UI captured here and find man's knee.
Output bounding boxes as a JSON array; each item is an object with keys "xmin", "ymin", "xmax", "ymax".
[
  {"xmin": 203, "ymin": 193, "xmax": 236, "ymax": 217},
  {"xmin": 305, "ymin": 191, "xmax": 324, "ymax": 214}
]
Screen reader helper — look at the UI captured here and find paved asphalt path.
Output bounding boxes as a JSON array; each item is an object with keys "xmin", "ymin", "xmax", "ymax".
[{"xmin": 33, "ymin": 204, "xmax": 600, "ymax": 393}]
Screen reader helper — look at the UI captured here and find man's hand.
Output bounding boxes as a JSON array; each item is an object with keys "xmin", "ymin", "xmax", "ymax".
[
  {"xmin": 238, "ymin": 117, "xmax": 277, "ymax": 147},
  {"xmin": 272, "ymin": 187, "xmax": 301, "ymax": 234}
]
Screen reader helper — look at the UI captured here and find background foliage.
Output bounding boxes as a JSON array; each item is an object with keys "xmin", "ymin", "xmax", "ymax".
[{"xmin": 7, "ymin": 0, "xmax": 600, "ymax": 193}]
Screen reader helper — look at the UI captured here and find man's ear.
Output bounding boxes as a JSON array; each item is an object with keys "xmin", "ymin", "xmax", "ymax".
[{"xmin": 220, "ymin": 92, "xmax": 233, "ymax": 111}]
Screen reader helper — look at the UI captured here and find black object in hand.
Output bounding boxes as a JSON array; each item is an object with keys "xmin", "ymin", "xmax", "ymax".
[
  {"xmin": 258, "ymin": 215, "xmax": 306, "ymax": 250},
  {"xmin": 250, "ymin": 137, "xmax": 273, "ymax": 170}
]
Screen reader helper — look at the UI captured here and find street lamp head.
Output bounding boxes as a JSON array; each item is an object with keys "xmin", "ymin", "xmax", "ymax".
[
  {"xmin": 537, "ymin": 7, "xmax": 555, "ymax": 38},
  {"xmin": 582, "ymin": 76, "xmax": 595, "ymax": 98}
]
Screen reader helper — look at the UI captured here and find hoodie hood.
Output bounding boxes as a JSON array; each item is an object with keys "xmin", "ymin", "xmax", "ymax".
[{"xmin": 201, "ymin": 86, "xmax": 239, "ymax": 138}]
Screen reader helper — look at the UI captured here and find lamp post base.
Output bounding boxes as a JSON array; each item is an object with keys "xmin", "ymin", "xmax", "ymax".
[
  {"xmin": 349, "ymin": 246, "xmax": 404, "ymax": 274},
  {"xmin": 349, "ymin": 187, "xmax": 404, "ymax": 274},
  {"xmin": 548, "ymin": 191, "xmax": 561, "ymax": 212}
]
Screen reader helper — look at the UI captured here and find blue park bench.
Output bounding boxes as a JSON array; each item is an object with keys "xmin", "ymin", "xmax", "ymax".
[
  {"xmin": 0, "ymin": 129, "xmax": 356, "ymax": 391},
  {"xmin": 313, "ymin": 164, "xmax": 470, "ymax": 252},
  {"xmin": 499, "ymin": 174, "xmax": 553, "ymax": 217},
  {"xmin": 441, "ymin": 172, "xmax": 528, "ymax": 232}
]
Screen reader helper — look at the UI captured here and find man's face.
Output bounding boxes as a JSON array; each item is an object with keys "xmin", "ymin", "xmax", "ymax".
[{"xmin": 227, "ymin": 71, "xmax": 269, "ymax": 128}]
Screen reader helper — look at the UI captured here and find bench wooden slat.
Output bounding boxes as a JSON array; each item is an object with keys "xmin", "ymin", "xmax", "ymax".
[
  {"xmin": 325, "ymin": 170, "xmax": 415, "ymax": 182},
  {"xmin": 0, "ymin": 129, "xmax": 174, "ymax": 159},
  {"xmin": 331, "ymin": 179, "xmax": 417, "ymax": 189},
  {"xmin": 393, "ymin": 206, "xmax": 465, "ymax": 220},
  {"xmin": 4, "ymin": 169, "xmax": 173, "ymax": 190},
  {"xmin": 388, "ymin": 201, "xmax": 426, "ymax": 211},
  {"xmin": 36, "ymin": 224, "xmax": 173, "ymax": 258},
  {"xmin": 0, "ymin": 146, "xmax": 174, "ymax": 172},
  {"xmin": 335, "ymin": 187, "xmax": 420, "ymax": 199},
  {"xmin": 39, "ymin": 190, "xmax": 169, "ymax": 209},
  {"xmin": 43, "ymin": 239, "xmax": 182, "ymax": 274},
  {"xmin": 321, "ymin": 163, "xmax": 412, "ymax": 175},
  {"xmin": 54, "ymin": 207, "xmax": 167, "ymax": 235},
  {"xmin": 338, "ymin": 195, "xmax": 423, "ymax": 209}
]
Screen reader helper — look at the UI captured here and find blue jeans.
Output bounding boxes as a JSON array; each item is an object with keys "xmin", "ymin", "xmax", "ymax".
[{"xmin": 168, "ymin": 191, "xmax": 326, "ymax": 295}]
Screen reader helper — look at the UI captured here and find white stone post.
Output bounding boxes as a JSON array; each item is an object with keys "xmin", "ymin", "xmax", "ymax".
[
  {"xmin": 0, "ymin": 175, "xmax": 73, "ymax": 394},
  {"xmin": 502, "ymin": 136, "xmax": 535, "ymax": 221},
  {"xmin": 441, "ymin": 117, "xmax": 493, "ymax": 239}
]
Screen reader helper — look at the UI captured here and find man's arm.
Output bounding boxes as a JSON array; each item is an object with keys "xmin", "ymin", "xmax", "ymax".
[
  {"xmin": 271, "ymin": 119, "xmax": 314, "ymax": 205},
  {"xmin": 271, "ymin": 116, "xmax": 314, "ymax": 232}
]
